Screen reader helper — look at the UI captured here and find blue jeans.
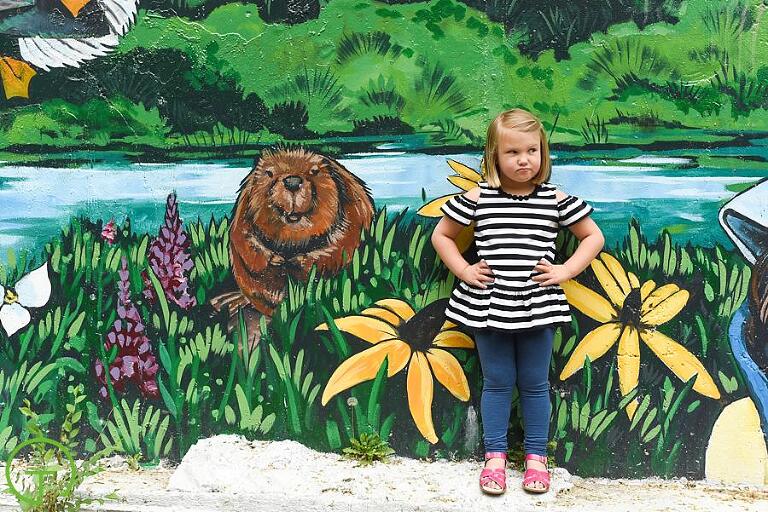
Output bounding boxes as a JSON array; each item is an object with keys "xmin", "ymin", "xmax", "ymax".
[{"xmin": 474, "ymin": 327, "xmax": 554, "ymax": 456}]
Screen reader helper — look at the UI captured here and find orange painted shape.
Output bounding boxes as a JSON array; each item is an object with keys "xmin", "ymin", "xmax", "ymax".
[
  {"xmin": 0, "ymin": 57, "xmax": 36, "ymax": 99},
  {"xmin": 61, "ymin": 0, "xmax": 91, "ymax": 17}
]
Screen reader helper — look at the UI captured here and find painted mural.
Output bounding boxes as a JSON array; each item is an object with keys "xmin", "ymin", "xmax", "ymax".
[{"xmin": 0, "ymin": 0, "xmax": 766, "ymax": 484}]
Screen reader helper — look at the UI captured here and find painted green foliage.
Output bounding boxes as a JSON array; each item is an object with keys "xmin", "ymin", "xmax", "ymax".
[
  {"xmin": 0, "ymin": 0, "xmax": 766, "ymax": 482},
  {"xmin": 0, "ymin": 189, "xmax": 759, "ymax": 478},
  {"xmin": 1, "ymin": 0, "xmax": 768, "ymax": 148}
]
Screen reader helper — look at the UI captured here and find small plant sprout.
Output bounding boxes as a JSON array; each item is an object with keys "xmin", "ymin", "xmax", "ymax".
[{"xmin": 342, "ymin": 432, "xmax": 395, "ymax": 466}]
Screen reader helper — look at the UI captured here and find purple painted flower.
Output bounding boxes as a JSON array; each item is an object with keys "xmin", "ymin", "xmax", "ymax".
[
  {"xmin": 143, "ymin": 192, "xmax": 196, "ymax": 310},
  {"xmin": 95, "ymin": 257, "xmax": 159, "ymax": 399},
  {"xmin": 101, "ymin": 220, "xmax": 117, "ymax": 245}
]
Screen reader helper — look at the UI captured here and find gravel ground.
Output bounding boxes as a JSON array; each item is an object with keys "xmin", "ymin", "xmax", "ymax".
[{"xmin": 0, "ymin": 435, "xmax": 765, "ymax": 511}]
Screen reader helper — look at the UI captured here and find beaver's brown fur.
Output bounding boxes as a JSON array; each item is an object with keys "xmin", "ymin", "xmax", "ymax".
[{"xmin": 228, "ymin": 148, "xmax": 374, "ymax": 316}]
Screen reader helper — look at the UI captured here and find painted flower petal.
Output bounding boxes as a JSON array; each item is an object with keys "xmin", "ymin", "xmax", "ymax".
[
  {"xmin": 0, "ymin": 303, "xmax": 31, "ymax": 337},
  {"xmin": 591, "ymin": 254, "xmax": 630, "ymax": 308},
  {"xmin": 417, "ymin": 194, "xmax": 455, "ymax": 217},
  {"xmin": 628, "ymin": 272, "xmax": 640, "ymax": 289},
  {"xmin": 641, "ymin": 289, "xmax": 689, "ymax": 326},
  {"xmin": 447, "ymin": 160, "xmax": 482, "ymax": 182},
  {"xmin": 455, "ymin": 226, "xmax": 474, "ymax": 253},
  {"xmin": 625, "ymin": 399, "xmax": 639, "ymax": 420},
  {"xmin": 448, "ymin": 175, "xmax": 479, "ymax": 191},
  {"xmin": 433, "ymin": 329, "xmax": 475, "ymax": 349},
  {"xmin": 407, "ymin": 351, "xmax": 438, "ymax": 444},
  {"xmin": 315, "ymin": 315, "xmax": 397, "ymax": 344},
  {"xmin": 426, "ymin": 348, "xmax": 470, "ymax": 401},
  {"xmin": 640, "ymin": 329, "xmax": 721, "ymax": 399},
  {"xmin": 640, "ymin": 280, "xmax": 656, "ymax": 302},
  {"xmin": 320, "ymin": 339, "xmax": 411, "ymax": 405},
  {"xmin": 560, "ymin": 279, "xmax": 617, "ymax": 323},
  {"xmin": 373, "ymin": 299, "xmax": 416, "ymax": 322},
  {"xmin": 559, "ymin": 323, "xmax": 622, "ymax": 380},
  {"xmin": 641, "ymin": 284, "xmax": 683, "ymax": 317},
  {"xmin": 617, "ymin": 325, "xmax": 641, "ymax": 420},
  {"xmin": 601, "ymin": 252, "xmax": 631, "ymax": 290},
  {"xmin": 15, "ymin": 262, "xmax": 51, "ymax": 308},
  {"xmin": 440, "ymin": 320, "xmax": 458, "ymax": 330},
  {"xmin": 360, "ymin": 307, "xmax": 402, "ymax": 327}
]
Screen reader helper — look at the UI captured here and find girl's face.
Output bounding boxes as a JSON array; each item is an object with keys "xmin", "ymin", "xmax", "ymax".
[{"xmin": 496, "ymin": 128, "xmax": 541, "ymax": 186}]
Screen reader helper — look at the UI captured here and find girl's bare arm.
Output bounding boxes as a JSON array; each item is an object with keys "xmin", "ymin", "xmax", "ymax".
[
  {"xmin": 431, "ymin": 216, "xmax": 472, "ymax": 277},
  {"xmin": 532, "ymin": 216, "xmax": 604, "ymax": 286},
  {"xmin": 431, "ymin": 189, "xmax": 494, "ymax": 288},
  {"xmin": 533, "ymin": 189, "xmax": 605, "ymax": 286},
  {"xmin": 563, "ymin": 216, "xmax": 604, "ymax": 276}
]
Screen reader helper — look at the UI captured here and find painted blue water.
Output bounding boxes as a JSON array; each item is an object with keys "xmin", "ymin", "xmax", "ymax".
[
  {"xmin": 729, "ymin": 304, "xmax": 768, "ymax": 439},
  {"xmin": 0, "ymin": 146, "xmax": 766, "ymax": 258}
]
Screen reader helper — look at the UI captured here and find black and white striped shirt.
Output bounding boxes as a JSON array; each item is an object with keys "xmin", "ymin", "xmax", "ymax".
[{"xmin": 440, "ymin": 182, "xmax": 593, "ymax": 332}]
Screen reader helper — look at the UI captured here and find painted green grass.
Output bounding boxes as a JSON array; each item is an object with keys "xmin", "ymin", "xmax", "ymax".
[
  {"xmin": 0, "ymin": 211, "xmax": 752, "ymax": 478},
  {"xmin": 1, "ymin": 0, "xmax": 768, "ymax": 152}
]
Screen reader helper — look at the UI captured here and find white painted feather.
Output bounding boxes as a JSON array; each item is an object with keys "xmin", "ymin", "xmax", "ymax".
[
  {"xmin": 18, "ymin": 35, "xmax": 119, "ymax": 71},
  {"xmin": 17, "ymin": 0, "xmax": 138, "ymax": 70},
  {"xmin": 101, "ymin": 0, "xmax": 138, "ymax": 36}
]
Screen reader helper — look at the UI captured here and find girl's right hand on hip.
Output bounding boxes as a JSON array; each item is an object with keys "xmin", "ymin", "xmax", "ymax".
[{"xmin": 460, "ymin": 260, "xmax": 495, "ymax": 288}]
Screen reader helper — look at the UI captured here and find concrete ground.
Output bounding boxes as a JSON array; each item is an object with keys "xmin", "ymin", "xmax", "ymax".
[{"xmin": 1, "ymin": 436, "xmax": 766, "ymax": 511}]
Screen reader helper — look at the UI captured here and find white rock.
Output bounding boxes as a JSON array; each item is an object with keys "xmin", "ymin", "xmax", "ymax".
[{"xmin": 168, "ymin": 435, "xmax": 572, "ymax": 510}]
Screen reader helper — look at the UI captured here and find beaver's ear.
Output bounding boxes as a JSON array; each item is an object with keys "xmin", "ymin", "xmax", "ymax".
[{"xmin": 251, "ymin": 156, "xmax": 261, "ymax": 171}]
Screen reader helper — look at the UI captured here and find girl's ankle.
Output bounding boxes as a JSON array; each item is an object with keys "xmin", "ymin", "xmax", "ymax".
[{"xmin": 484, "ymin": 458, "xmax": 505, "ymax": 466}]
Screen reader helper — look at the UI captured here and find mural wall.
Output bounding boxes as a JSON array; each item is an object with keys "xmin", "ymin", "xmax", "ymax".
[{"xmin": 0, "ymin": 0, "xmax": 766, "ymax": 482}]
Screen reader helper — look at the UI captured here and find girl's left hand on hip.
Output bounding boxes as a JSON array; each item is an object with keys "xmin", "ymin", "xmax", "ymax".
[{"xmin": 532, "ymin": 259, "xmax": 572, "ymax": 286}]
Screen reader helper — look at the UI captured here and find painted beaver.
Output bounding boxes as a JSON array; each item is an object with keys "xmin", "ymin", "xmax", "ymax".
[{"xmin": 222, "ymin": 147, "xmax": 374, "ymax": 317}]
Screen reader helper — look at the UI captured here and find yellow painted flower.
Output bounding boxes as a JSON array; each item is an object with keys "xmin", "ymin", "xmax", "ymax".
[
  {"xmin": 417, "ymin": 159, "xmax": 482, "ymax": 252},
  {"xmin": 560, "ymin": 252, "xmax": 720, "ymax": 419},
  {"xmin": 317, "ymin": 298, "xmax": 474, "ymax": 444}
]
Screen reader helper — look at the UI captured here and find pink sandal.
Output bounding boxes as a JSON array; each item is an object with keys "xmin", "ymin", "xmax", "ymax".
[
  {"xmin": 479, "ymin": 451, "xmax": 507, "ymax": 495},
  {"xmin": 522, "ymin": 454, "xmax": 550, "ymax": 493}
]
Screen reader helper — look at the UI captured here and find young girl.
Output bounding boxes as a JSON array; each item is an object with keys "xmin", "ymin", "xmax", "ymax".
[{"xmin": 431, "ymin": 109, "xmax": 604, "ymax": 495}]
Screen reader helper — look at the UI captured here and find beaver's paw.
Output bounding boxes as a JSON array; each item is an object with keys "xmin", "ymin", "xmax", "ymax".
[
  {"xmin": 292, "ymin": 253, "xmax": 310, "ymax": 268},
  {"xmin": 264, "ymin": 287, "xmax": 285, "ymax": 305},
  {"xmin": 268, "ymin": 253, "xmax": 285, "ymax": 266}
]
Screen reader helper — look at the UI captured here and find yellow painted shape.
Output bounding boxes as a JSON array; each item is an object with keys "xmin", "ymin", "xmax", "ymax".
[
  {"xmin": 61, "ymin": 0, "xmax": 90, "ymax": 17},
  {"xmin": 320, "ymin": 339, "xmax": 410, "ymax": 405},
  {"xmin": 446, "ymin": 159, "xmax": 481, "ymax": 181},
  {"xmin": 315, "ymin": 315, "xmax": 397, "ymax": 344},
  {"xmin": 447, "ymin": 175, "xmax": 478, "ymax": 191},
  {"xmin": 0, "ymin": 57, "xmax": 36, "ymax": 99},
  {"xmin": 617, "ymin": 326, "xmax": 640, "ymax": 419},
  {"xmin": 407, "ymin": 352, "xmax": 437, "ymax": 444},
  {"xmin": 360, "ymin": 307, "xmax": 401, "ymax": 327},
  {"xmin": 373, "ymin": 298, "xmax": 415, "ymax": 321},
  {"xmin": 705, "ymin": 397, "xmax": 768, "ymax": 485},
  {"xmin": 417, "ymin": 194, "xmax": 453, "ymax": 217},
  {"xmin": 455, "ymin": 226, "xmax": 474, "ymax": 253}
]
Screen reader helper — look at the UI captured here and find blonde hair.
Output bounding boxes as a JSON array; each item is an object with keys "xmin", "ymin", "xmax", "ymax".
[{"xmin": 482, "ymin": 109, "xmax": 551, "ymax": 188}]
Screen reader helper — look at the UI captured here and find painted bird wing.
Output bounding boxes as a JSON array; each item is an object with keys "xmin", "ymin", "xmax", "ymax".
[{"xmin": 12, "ymin": 0, "xmax": 137, "ymax": 71}]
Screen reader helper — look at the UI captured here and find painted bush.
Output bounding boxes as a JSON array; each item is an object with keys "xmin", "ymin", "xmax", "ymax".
[{"xmin": 0, "ymin": 0, "xmax": 766, "ymax": 483}]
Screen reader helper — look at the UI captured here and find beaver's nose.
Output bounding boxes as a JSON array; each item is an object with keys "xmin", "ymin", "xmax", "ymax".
[{"xmin": 283, "ymin": 175, "xmax": 303, "ymax": 192}]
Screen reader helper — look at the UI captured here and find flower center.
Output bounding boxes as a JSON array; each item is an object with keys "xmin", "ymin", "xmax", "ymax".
[
  {"xmin": 396, "ymin": 300, "xmax": 448, "ymax": 352},
  {"xmin": 3, "ymin": 288, "xmax": 18, "ymax": 305},
  {"xmin": 618, "ymin": 288, "xmax": 642, "ymax": 327}
]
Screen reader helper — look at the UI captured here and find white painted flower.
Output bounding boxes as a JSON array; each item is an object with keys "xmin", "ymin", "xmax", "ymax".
[{"xmin": 0, "ymin": 262, "xmax": 51, "ymax": 337}]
